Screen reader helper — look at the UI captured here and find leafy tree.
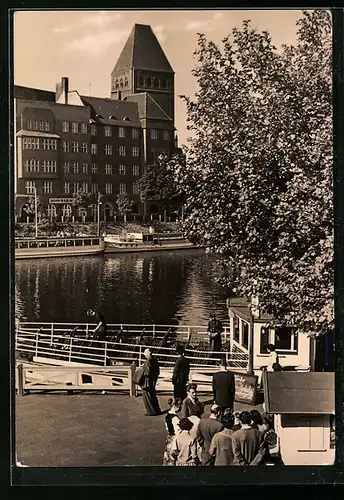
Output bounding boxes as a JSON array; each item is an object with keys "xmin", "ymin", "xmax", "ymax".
[
  {"xmin": 140, "ymin": 154, "xmax": 185, "ymax": 216},
  {"xmin": 72, "ymin": 191, "xmax": 96, "ymax": 219},
  {"xmin": 22, "ymin": 196, "xmax": 42, "ymax": 221},
  {"xmin": 172, "ymin": 10, "xmax": 332, "ymax": 336},
  {"xmin": 116, "ymin": 193, "xmax": 134, "ymax": 222}
]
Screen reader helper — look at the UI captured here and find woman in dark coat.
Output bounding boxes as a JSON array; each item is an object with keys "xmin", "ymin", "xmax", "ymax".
[{"xmin": 141, "ymin": 348, "xmax": 161, "ymax": 416}]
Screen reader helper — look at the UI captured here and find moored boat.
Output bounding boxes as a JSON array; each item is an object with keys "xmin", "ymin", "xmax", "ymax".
[
  {"xmin": 104, "ymin": 232, "xmax": 202, "ymax": 253},
  {"xmin": 15, "ymin": 237, "xmax": 105, "ymax": 259}
]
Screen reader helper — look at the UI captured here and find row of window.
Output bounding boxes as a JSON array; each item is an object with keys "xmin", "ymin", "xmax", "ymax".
[
  {"xmin": 25, "ymin": 120, "xmax": 51, "ymax": 132},
  {"xmin": 25, "ymin": 160, "xmax": 56, "ymax": 173},
  {"xmin": 23, "ymin": 138, "xmax": 57, "ymax": 151},
  {"xmin": 62, "ymin": 122, "xmax": 88, "ymax": 134},
  {"xmin": 63, "ymin": 162, "xmax": 139, "ymax": 176},
  {"xmin": 25, "ymin": 181, "xmax": 139, "ymax": 195}
]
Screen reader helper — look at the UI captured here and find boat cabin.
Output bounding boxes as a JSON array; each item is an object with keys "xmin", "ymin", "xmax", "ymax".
[
  {"xmin": 263, "ymin": 371, "xmax": 335, "ymax": 465},
  {"xmin": 227, "ymin": 298, "xmax": 315, "ymax": 374}
]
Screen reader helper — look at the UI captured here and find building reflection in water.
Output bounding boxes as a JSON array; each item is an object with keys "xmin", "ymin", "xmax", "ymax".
[{"xmin": 15, "ymin": 250, "xmax": 231, "ymax": 326}]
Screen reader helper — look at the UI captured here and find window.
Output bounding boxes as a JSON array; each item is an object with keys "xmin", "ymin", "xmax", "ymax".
[
  {"xmin": 119, "ymin": 183, "xmax": 126, "ymax": 194},
  {"xmin": 82, "ymin": 162, "xmax": 88, "ymax": 174},
  {"xmin": 42, "ymin": 161, "xmax": 56, "ymax": 173},
  {"xmin": 105, "ymin": 144, "xmax": 113, "ymax": 155},
  {"xmin": 132, "ymin": 128, "xmax": 139, "ymax": 139},
  {"xmin": 91, "ymin": 183, "xmax": 98, "ymax": 194},
  {"xmin": 132, "ymin": 146, "xmax": 140, "ymax": 157},
  {"xmin": 105, "ymin": 126, "xmax": 112, "ymax": 137},
  {"xmin": 260, "ymin": 327, "xmax": 270, "ymax": 354},
  {"xmin": 81, "ymin": 182, "xmax": 88, "ymax": 193},
  {"xmin": 39, "ymin": 121, "xmax": 44, "ymax": 131},
  {"xmin": 63, "ymin": 161, "xmax": 70, "ymax": 174},
  {"xmin": 72, "ymin": 122, "xmax": 78, "ymax": 134},
  {"xmin": 72, "ymin": 141, "xmax": 79, "ymax": 153},
  {"xmin": 72, "ymin": 182, "xmax": 79, "ymax": 194},
  {"xmin": 161, "ymin": 79, "xmax": 167, "ymax": 89},
  {"xmin": 81, "ymin": 142, "xmax": 88, "ymax": 153},
  {"xmin": 44, "ymin": 121, "xmax": 50, "ymax": 132},
  {"xmin": 24, "ymin": 160, "xmax": 39, "ymax": 172},
  {"xmin": 81, "ymin": 123, "xmax": 88, "ymax": 134},
  {"xmin": 242, "ymin": 322, "xmax": 249, "ymax": 349},
  {"xmin": 28, "ymin": 120, "xmax": 39, "ymax": 131},
  {"xmin": 133, "ymin": 182, "xmax": 140, "ymax": 194},
  {"xmin": 62, "ymin": 121, "xmax": 69, "ymax": 133},
  {"xmin": 119, "ymin": 145, "xmax": 126, "ymax": 156},
  {"xmin": 150, "ymin": 129, "xmax": 158, "ymax": 140},
  {"xmin": 233, "ymin": 316, "xmax": 239, "ymax": 342},
  {"xmin": 119, "ymin": 164, "xmax": 126, "ymax": 175},
  {"xmin": 274, "ymin": 327, "xmax": 298, "ymax": 351},
  {"xmin": 25, "ymin": 181, "xmax": 36, "ymax": 194},
  {"xmin": 132, "ymin": 165, "xmax": 140, "ymax": 176},
  {"xmin": 91, "ymin": 163, "xmax": 98, "ymax": 174},
  {"xmin": 64, "ymin": 182, "xmax": 70, "ymax": 194},
  {"xmin": 43, "ymin": 181, "xmax": 53, "ymax": 194},
  {"xmin": 91, "ymin": 124, "xmax": 97, "ymax": 136},
  {"xmin": 47, "ymin": 204, "xmax": 56, "ymax": 217},
  {"xmin": 105, "ymin": 164, "xmax": 113, "ymax": 175},
  {"xmin": 72, "ymin": 162, "xmax": 79, "ymax": 174},
  {"xmin": 163, "ymin": 130, "xmax": 170, "ymax": 141},
  {"xmin": 23, "ymin": 138, "xmax": 39, "ymax": 150},
  {"xmin": 105, "ymin": 182, "xmax": 112, "ymax": 194},
  {"xmin": 62, "ymin": 204, "xmax": 72, "ymax": 217},
  {"xmin": 91, "ymin": 144, "xmax": 97, "ymax": 154},
  {"xmin": 42, "ymin": 139, "xmax": 57, "ymax": 150},
  {"xmin": 62, "ymin": 141, "xmax": 70, "ymax": 152},
  {"xmin": 118, "ymin": 127, "xmax": 125, "ymax": 138}
]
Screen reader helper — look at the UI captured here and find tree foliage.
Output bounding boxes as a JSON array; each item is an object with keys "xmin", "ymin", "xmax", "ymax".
[
  {"xmin": 72, "ymin": 191, "xmax": 96, "ymax": 214},
  {"xmin": 22, "ymin": 196, "xmax": 42, "ymax": 216},
  {"xmin": 172, "ymin": 10, "xmax": 332, "ymax": 335},
  {"xmin": 139, "ymin": 154, "xmax": 185, "ymax": 207},
  {"xmin": 116, "ymin": 193, "xmax": 134, "ymax": 214}
]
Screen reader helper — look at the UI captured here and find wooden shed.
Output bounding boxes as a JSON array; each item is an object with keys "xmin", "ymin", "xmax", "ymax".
[{"xmin": 263, "ymin": 371, "xmax": 335, "ymax": 465}]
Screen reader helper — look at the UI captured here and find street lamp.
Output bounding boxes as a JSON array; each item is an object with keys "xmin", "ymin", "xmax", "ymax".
[
  {"xmin": 34, "ymin": 187, "xmax": 38, "ymax": 239},
  {"xmin": 97, "ymin": 192, "xmax": 103, "ymax": 237}
]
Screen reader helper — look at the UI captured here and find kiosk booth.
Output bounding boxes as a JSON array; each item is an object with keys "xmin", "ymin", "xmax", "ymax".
[{"xmin": 263, "ymin": 371, "xmax": 335, "ymax": 465}]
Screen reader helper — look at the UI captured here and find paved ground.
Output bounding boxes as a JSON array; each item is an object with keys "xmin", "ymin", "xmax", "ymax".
[{"xmin": 16, "ymin": 392, "xmax": 263, "ymax": 467}]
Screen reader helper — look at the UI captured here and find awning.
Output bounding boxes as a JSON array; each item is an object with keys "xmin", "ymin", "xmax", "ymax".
[
  {"xmin": 263, "ymin": 371, "xmax": 335, "ymax": 414},
  {"xmin": 16, "ymin": 130, "xmax": 60, "ymax": 139}
]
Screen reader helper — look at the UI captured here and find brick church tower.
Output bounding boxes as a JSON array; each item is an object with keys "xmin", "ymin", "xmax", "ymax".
[{"xmin": 110, "ymin": 24, "xmax": 175, "ymax": 122}]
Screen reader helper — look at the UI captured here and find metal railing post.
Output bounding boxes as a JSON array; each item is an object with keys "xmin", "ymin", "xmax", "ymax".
[
  {"xmin": 35, "ymin": 333, "xmax": 39, "ymax": 358},
  {"xmin": 17, "ymin": 363, "xmax": 24, "ymax": 396},
  {"xmin": 139, "ymin": 345, "xmax": 142, "ymax": 365},
  {"xmin": 104, "ymin": 341, "xmax": 107, "ymax": 366},
  {"xmin": 86, "ymin": 323, "xmax": 89, "ymax": 338},
  {"xmin": 129, "ymin": 362, "xmax": 136, "ymax": 397},
  {"xmin": 69, "ymin": 338, "xmax": 73, "ymax": 362},
  {"xmin": 153, "ymin": 324, "xmax": 156, "ymax": 339},
  {"xmin": 51, "ymin": 323, "xmax": 54, "ymax": 345}
]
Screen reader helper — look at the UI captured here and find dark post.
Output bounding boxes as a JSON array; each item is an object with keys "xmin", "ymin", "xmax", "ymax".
[{"xmin": 248, "ymin": 313, "xmax": 254, "ymax": 375}]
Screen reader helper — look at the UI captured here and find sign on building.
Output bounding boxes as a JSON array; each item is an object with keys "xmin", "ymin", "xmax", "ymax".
[{"xmin": 49, "ymin": 198, "xmax": 74, "ymax": 204}]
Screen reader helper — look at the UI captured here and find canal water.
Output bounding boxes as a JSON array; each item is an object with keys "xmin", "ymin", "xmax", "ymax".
[{"xmin": 15, "ymin": 249, "xmax": 232, "ymax": 327}]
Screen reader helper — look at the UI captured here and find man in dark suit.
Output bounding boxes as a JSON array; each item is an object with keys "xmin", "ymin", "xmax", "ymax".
[
  {"xmin": 172, "ymin": 344, "xmax": 190, "ymax": 401},
  {"xmin": 212, "ymin": 357, "xmax": 236, "ymax": 416},
  {"xmin": 196, "ymin": 404, "xmax": 224, "ymax": 465},
  {"xmin": 208, "ymin": 314, "xmax": 223, "ymax": 352}
]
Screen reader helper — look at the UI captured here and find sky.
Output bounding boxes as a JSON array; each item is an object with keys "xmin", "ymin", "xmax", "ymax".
[{"xmin": 14, "ymin": 9, "xmax": 303, "ymax": 146}]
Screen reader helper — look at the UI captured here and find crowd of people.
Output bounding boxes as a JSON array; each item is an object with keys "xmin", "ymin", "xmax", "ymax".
[{"xmin": 136, "ymin": 340, "xmax": 281, "ymax": 467}]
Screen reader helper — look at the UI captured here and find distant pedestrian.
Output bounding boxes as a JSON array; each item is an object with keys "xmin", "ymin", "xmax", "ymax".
[
  {"xmin": 170, "ymin": 418, "xmax": 201, "ymax": 466},
  {"xmin": 196, "ymin": 404, "xmax": 224, "ymax": 466},
  {"xmin": 266, "ymin": 344, "xmax": 279, "ymax": 372},
  {"xmin": 232, "ymin": 411, "xmax": 264, "ymax": 465},
  {"xmin": 180, "ymin": 383, "xmax": 204, "ymax": 419},
  {"xmin": 163, "ymin": 397, "xmax": 182, "ymax": 466},
  {"xmin": 141, "ymin": 348, "xmax": 161, "ymax": 416},
  {"xmin": 212, "ymin": 356, "xmax": 235, "ymax": 415},
  {"xmin": 207, "ymin": 314, "xmax": 223, "ymax": 352},
  {"xmin": 250, "ymin": 410, "xmax": 263, "ymax": 430},
  {"xmin": 172, "ymin": 344, "xmax": 190, "ymax": 401},
  {"xmin": 209, "ymin": 412, "xmax": 235, "ymax": 466}
]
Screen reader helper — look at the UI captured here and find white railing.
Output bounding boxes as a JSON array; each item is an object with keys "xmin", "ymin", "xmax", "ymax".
[{"xmin": 16, "ymin": 322, "xmax": 249, "ymax": 371}]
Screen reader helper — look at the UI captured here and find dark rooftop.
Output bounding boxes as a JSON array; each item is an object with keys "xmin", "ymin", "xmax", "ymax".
[
  {"xmin": 81, "ymin": 96, "xmax": 140, "ymax": 125},
  {"xmin": 111, "ymin": 24, "xmax": 174, "ymax": 75},
  {"xmin": 263, "ymin": 372, "xmax": 335, "ymax": 414},
  {"xmin": 229, "ymin": 297, "xmax": 273, "ymax": 323},
  {"xmin": 125, "ymin": 93, "xmax": 174, "ymax": 122},
  {"xmin": 14, "ymin": 85, "xmax": 55, "ymax": 102}
]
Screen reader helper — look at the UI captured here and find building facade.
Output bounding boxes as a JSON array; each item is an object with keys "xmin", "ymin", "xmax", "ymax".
[{"xmin": 14, "ymin": 24, "xmax": 178, "ymax": 222}]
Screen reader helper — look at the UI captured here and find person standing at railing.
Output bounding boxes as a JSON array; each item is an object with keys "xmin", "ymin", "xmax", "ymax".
[
  {"xmin": 172, "ymin": 344, "xmax": 190, "ymax": 401},
  {"xmin": 141, "ymin": 348, "xmax": 161, "ymax": 416},
  {"xmin": 93, "ymin": 313, "xmax": 107, "ymax": 341},
  {"xmin": 207, "ymin": 314, "xmax": 223, "ymax": 352}
]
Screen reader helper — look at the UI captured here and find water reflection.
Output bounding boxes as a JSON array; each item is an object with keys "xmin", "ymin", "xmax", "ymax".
[{"xmin": 15, "ymin": 249, "xmax": 231, "ymax": 326}]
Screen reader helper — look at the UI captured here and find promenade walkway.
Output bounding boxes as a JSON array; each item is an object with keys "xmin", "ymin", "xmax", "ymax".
[{"xmin": 16, "ymin": 393, "xmax": 262, "ymax": 467}]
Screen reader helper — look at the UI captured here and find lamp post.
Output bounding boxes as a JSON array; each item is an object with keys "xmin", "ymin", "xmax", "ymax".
[
  {"xmin": 97, "ymin": 192, "xmax": 102, "ymax": 237},
  {"xmin": 249, "ymin": 293, "xmax": 260, "ymax": 375},
  {"xmin": 34, "ymin": 187, "xmax": 38, "ymax": 239}
]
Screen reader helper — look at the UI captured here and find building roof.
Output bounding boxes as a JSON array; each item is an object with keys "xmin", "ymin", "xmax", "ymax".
[
  {"xmin": 228, "ymin": 297, "xmax": 273, "ymax": 323},
  {"xmin": 263, "ymin": 372, "xmax": 335, "ymax": 414},
  {"xmin": 80, "ymin": 96, "xmax": 141, "ymax": 126},
  {"xmin": 124, "ymin": 93, "xmax": 174, "ymax": 123},
  {"xmin": 111, "ymin": 24, "xmax": 174, "ymax": 75},
  {"xmin": 14, "ymin": 85, "xmax": 55, "ymax": 102},
  {"xmin": 16, "ymin": 130, "xmax": 60, "ymax": 139}
]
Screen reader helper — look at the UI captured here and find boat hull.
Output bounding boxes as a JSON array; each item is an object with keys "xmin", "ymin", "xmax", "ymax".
[
  {"xmin": 105, "ymin": 242, "xmax": 202, "ymax": 253},
  {"xmin": 15, "ymin": 244, "xmax": 105, "ymax": 259}
]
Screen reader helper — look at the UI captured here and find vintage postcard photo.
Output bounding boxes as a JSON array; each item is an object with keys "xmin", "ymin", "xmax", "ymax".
[{"xmin": 13, "ymin": 9, "xmax": 335, "ymax": 470}]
